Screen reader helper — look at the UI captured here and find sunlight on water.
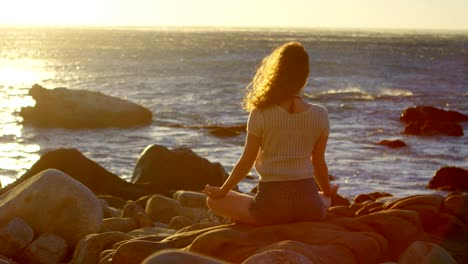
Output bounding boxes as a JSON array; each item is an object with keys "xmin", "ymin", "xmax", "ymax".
[{"xmin": 0, "ymin": 58, "xmax": 55, "ymax": 88}]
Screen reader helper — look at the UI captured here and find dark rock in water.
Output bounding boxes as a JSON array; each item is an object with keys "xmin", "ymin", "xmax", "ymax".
[
  {"xmin": 131, "ymin": 144, "xmax": 228, "ymax": 192},
  {"xmin": 400, "ymin": 106, "xmax": 468, "ymax": 123},
  {"xmin": 377, "ymin": 139, "xmax": 407, "ymax": 148},
  {"xmin": 0, "ymin": 148, "xmax": 164, "ymax": 200},
  {"xmin": 20, "ymin": 84, "xmax": 152, "ymax": 129},
  {"xmin": 404, "ymin": 120, "xmax": 463, "ymax": 136},
  {"xmin": 427, "ymin": 167, "xmax": 468, "ymax": 191}
]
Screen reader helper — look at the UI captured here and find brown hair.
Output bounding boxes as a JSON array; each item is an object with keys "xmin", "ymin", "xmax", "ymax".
[{"xmin": 242, "ymin": 42, "xmax": 309, "ymax": 111}]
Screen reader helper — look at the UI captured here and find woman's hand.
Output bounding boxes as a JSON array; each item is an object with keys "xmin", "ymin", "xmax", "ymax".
[{"xmin": 202, "ymin": 184, "xmax": 227, "ymax": 199}]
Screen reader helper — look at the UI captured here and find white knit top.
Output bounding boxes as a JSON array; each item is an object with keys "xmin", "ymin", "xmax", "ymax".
[{"xmin": 247, "ymin": 104, "xmax": 330, "ymax": 182}]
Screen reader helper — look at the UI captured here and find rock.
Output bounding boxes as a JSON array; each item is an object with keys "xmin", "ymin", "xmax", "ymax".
[
  {"xmin": 0, "ymin": 256, "xmax": 16, "ymax": 264},
  {"xmin": 404, "ymin": 120, "xmax": 463, "ymax": 136},
  {"xmin": 188, "ymin": 222, "xmax": 386, "ymax": 263},
  {"xmin": 398, "ymin": 241, "xmax": 457, "ymax": 264},
  {"xmin": 146, "ymin": 194, "xmax": 182, "ymax": 224},
  {"xmin": 328, "ymin": 206, "xmax": 357, "ymax": 217},
  {"xmin": 127, "ymin": 227, "xmax": 175, "ymax": 239},
  {"xmin": 111, "ymin": 240, "xmax": 173, "ymax": 264},
  {"xmin": 242, "ymin": 249, "xmax": 313, "ymax": 264},
  {"xmin": 100, "ymin": 200, "xmax": 122, "ymax": 218},
  {"xmin": 331, "ymin": 194, "xmax": 350, "ymax": 207},
  {"xmin": 427, "ymin": 167, "xmax": 468, "ymax": 191},
  {"xmin": 169, "ymin": 216, "xmax": 194, "ymax": 230},
  {"xmin": 0, "ymin": 169, "xmax": 102, "ymax": 247},
  {"xmin": 143, "ymin": 249, "xmax": 228, "ymax": 264},
  {"xmin": 252, "ymin": 240, "xmax": 356, "ymax": 264},
  {"xmin": 377, "ymin": 140, "xmax": 407, "ymax": 148},
  {"xmin": 331, "ymin": 209, "xmax": 426, "ymax": 260},
  {"xmin": 131, "ymin": 144, "xmax": 227, "ymax": 193},
  {"xmin": 20, "ymin": 84, "xmax": 152, "ymax": 128},
  {"xmin": 356, "ymin": 202, "xmax": 384, "ymax": 216},
  {"xmin": 354, "ymin": 192, "xmax": 393, "ymax": 204},
  {"xmin": 388, "ymin": 194, "xmax": 445, "ymax": 210},
  {"xmin": 97, "ymin": 195, "xmax": 127, "ymax": 209},
  {"xmin": 72, "ymin": 232, "xmax": 133, "ymax": 264},
  {"xmin": 101, "ymin": 218, "xmax": 139, "ymax": 233},
  {"xmin": 121, "ymin": 202, "xmax": 154, "ymax": 228},
  {"xmin": 209, "ymin": 127, "xmax": 242, "ymax": 138},
  {"xmin": 173, "ymin": 190, "xmax": 208, "ymax": 209},
  {"xmin": 0, "ymin": 148, "xmax": 159, "ymax": 201},
  {"xmin": 0, "ymin": 217, "xmax": 34, "ymax": 257},
  {"xmin": 400, "ymin": 106, "xmax": 468, "ymax": 123},
  {"xmin": 443, "ymin": 194, "xmax": 468, "ymax": 223},
  {"xmin": 14, "ymin": 233, "xmax": 67, "ymax": 264}
]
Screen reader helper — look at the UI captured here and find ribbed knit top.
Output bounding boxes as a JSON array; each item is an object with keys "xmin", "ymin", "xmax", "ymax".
[{"xmin": 247, "ymin": 104, "xmax": 330, "ymax": 182}]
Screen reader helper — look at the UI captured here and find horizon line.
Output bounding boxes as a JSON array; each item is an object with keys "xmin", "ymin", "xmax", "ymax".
[{"xmin": 1, "ymin": 23, "xmax": 468, "ymax": 33}]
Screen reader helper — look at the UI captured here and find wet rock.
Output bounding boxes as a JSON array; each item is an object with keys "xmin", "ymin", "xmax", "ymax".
[
  {"xmin": 0, "ymin": 218, "xmax": 34, "ymax": 257},
  {"xmin": 398, "ymin": 241, "xmax": 456, "ymax": 264},
  {"xmin": 404, "ymin": 120, "xmax": 463, "ymax": 136},
  {"xmin": 400, "ymin": 106, "xmax": 468, "ymax": 123},
  {"xmin": 242, "ymin": 249, "xmax": 313, "ymax": 264},
  {"xmin": 142, "ymin": 249, "xmax": 228, "ymax": 264},
  {"xmin": 0, "ymin": 169, "xmax": 102, "ymax": 247},
  {"xmin": 131, "ymin": 144, "xmax": 227, "ymax": 193},
  {"xmin": 20, "ymin": 84, "xmax": 152, "ymax": 129},
  {"xmin": 72, "ymin": 232, "xmax": 133, "ymax": 264},
  {"xmin": 377, "ymin": 140, "xmax": 407, "ymax": 148},
  {"xmin": 427, "ymin": 166, "xmax": 468, "ymax": 191},
  {"xmin": 14, "ymin": 233, "xmax": 67, "ymax": 264}
]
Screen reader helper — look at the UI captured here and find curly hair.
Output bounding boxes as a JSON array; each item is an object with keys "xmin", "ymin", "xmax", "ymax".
[{"xmin": 242, "ymin": 42, "xmax": 309, "ymax": 111}]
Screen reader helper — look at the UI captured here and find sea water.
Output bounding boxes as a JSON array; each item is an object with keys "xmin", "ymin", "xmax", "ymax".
[{"xmin": 0, "ymin": 27, "xmax": 467, "ymax": 199}]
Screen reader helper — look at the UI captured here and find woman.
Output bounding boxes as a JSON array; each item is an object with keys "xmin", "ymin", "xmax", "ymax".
[{"xmin": 203, "ymin": 42, "xmax": 338, "ymax": 225}]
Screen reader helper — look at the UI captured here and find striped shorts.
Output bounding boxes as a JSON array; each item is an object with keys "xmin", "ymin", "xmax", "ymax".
[{"xmin": 248, "ymin": 177, "xmax": 326, "ymax": 225}]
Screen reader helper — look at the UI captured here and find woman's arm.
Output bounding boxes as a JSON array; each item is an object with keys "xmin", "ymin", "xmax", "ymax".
[
  {"xmin": 204, "ymin": 132, "xmax": 261, "ymax": 198},
  {"xmin": 312, "ymin": 129, "xmax": 337, "ymax": 198}
]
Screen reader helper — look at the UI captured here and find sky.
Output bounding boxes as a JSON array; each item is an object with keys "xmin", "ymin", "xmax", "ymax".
[{"xmin": 1, "ymin": 0, "xmax": 467, "ymax": 30}]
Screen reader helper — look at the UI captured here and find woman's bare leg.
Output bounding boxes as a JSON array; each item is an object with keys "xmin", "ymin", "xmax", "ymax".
[{"xmin": 206, "ymin": 190, "xmax": 256, "ymax": 224}]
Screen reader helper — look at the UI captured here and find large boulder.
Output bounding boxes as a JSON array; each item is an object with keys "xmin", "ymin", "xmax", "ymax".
[
  {"xmin": 400, "ymin": 106, "xmax": 467, "ymax": 137},
  {"xmin": 403, "ymin": 120, "xmax": 463, "ymax": 136},
  {"xmin": 20, "ymin": 84, "xmax": 152, "ymax": 129},
  {"xmin": 0, "ymin": 148, "xmax": 162, "ymax": 200},
  {"xmin": 131, "ymin": 144, "xmax": 227, "ymax": 192},
  {"xmin": 0, "ymin": 169, "xmax": 103, "ymax": 247},
  {"xmin": 400, "ymin": 106, "xmax": 468, "ymax": 123},
  {"xmin": 426, "ymin": 167, "xmax": 468, "ymax": 191}
]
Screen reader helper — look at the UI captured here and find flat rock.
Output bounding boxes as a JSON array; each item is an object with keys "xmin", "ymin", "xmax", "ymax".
[
  {"xmin": 242, "ymin": 249, "xmax": 313, "ymax": 264},
  {"xmin": 0, "ymin": 169, "xmax": 103, "ymax": 247},
  {"xmin": 20, "ymin": 84, "xmax": 152, "ymax": 128}
]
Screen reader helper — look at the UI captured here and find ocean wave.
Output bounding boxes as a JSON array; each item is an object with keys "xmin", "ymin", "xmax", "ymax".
[{"xmin": 307, "ymin": 87, "xmax": 413, "ymax": 102}]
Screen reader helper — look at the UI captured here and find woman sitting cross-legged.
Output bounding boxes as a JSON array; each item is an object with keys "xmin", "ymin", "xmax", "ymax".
[{"xmin": 203, "ymin": 42, "xmax": 338, "ymax": 225}]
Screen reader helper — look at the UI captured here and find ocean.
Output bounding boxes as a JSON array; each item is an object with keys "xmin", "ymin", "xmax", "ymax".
[{"xmin": 0, "ymin": 27, "xmax": 467, "ymax": 199}]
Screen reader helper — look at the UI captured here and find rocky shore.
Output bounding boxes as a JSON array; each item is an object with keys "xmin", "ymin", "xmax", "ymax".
[{"xmin": 0, "ymin": 148, "xmax": 467, "ymax": 264}]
